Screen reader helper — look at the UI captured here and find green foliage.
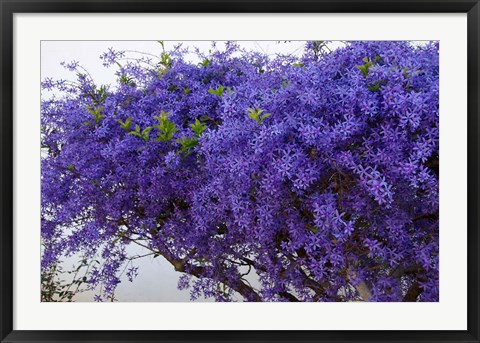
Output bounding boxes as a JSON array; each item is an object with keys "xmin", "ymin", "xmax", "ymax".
[
  {"xmin": 368, "ymin": 81, "xmax": 382, "ymax": 92},
  {"xmin": 116, "ymin": 117, "xmax": 132, "ymax": 130},
  {"xmin": 119, "ymin": 75, "xmax": 135, "ymax": 86},
  {"xmin": 83, "ymin": 84, "xmax": 109, "ymax": 105},
  {"xmin": 128, "ymin": 124, "xmax": 152, "ymax": 142},
  {"xmin": 128, "ymin": 124, "xmax": 141, "ymax": 138},
  {"xmin": 153, "ymin": 111, "xmax": 178, "ymax": 141},
  {"xmin": 141, "ymin": 126, "xmax": 153, "ymax": 142},
  {"xmin": 155, "ymin": 43, "xmax": 172, "ymax": 76},
  {"xmin": 168, "ymin": 84, "xmax": 179, "ymax": 92},
  {"xmin": 160, "ymin": 52, "xmax": 172, "ymax": 68},
  {"xmin": 402, "ymin": 67, "xmax": 420, "ymax": 79},
  {"xmin": 189, "ymin": 118, "xmax": 207, "ymax": 136},
  {"xmin": 306, "ymin": 224, "xmax": 318, "ymax": 234},
  {"xmin": 200, "ymin": 115, "xmax": 214, "ymax": 122},
  {"xmin": 356, "ymin": 56, "xmax": 381, "ymax": 78},
  {"xmin": 41, "ymin": 259, "xmax": 90, "ymax": 302},
  {"xmin": 199, "ymin": 59, "xmax": 211, "ymax": 67},
  {"xmin": 247, "ymin": 107, "xmax": 271, "ymax": 124},
  {"xmin": 176, "ymin": 136, "xmax": 198, "ymax": 156},
  {"xmin": 95, "ymin": 85, "xmax": 108, "ymax": 104},
  {"xmin": 356, "ymin": 57, "xmax": 374, "ymax": 77},
  {"xmin": 208, "ymin": 86, "xmax": 225, "ymax": 97},
  {"xmin": 86, "ymin": 106, "xmax": 105, "ymax": 124}
]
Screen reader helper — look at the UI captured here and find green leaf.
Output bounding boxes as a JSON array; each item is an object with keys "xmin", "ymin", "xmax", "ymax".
[
  {"xmin": 96, "ymin": 114, "xmax": 105, "ymax": 123},
  {"xmin": 168, "ymin": 84, "xmax": 178, "ymax": 92},
  {"xmin": 306, "ymin": 224, "xmax": 318, "ymax": 234},
  {"xmin": 189, "ymin": 118, "xmax": 207, "ymax": 136},
  {"xmin": 128, "ymin": 124, "xmax": 143, "ymax": 138},
  {"xmin": 128, "ymin": 131, "xmax": 142, "ymax": 138},
  {"xmin": 200, "ymin": 115, "xmax": 213, "ymax": 122},
  {"xmin": 356, "ymin": 57, "xmax": 374, "ymax": 77},
  {"xmin": 98, "ymin": 85, "xmax": 108, "ymax": 101},
  {"xmin": 116, "ymin": 117, "xmax": 132, "ymax": 130},
  {"xmin": 119, "ymin": 75, "xmax": 135, "ymax": 86},
  {"xmin": 141, "ymin": 126, "xmax": 153, "ymax": 142},
  {"xmin": 153, "ymin": 111, "xmax": 178, "ymax": 142},
  {"xmin": 87, "ymin": 106, "xmax": 105, "ymax": 123},
  {"xmin": 208, "ymin": 86, "xmax": 225, "ymax": 97},
  {"xmin": 86, "ymin": 107, "xmax": 96, "ymax": 116},
  {"xmin": 153, "ymin": 110, "xmax": 170, "ymax": 123},
  {"xmin": 199, "ymin": 59, "xmax": 210, "ymax": 67},
  {"xmin": 176, "ymin": 137, "xmax": 198, "ymax": 155},
  {"xmin": 247, "ymin": 107, "xmax": 271, "ymax": 124},
  {"xmin": 260, "ymin": 112, "xmax": 271, "ymax": 121},
  {"xmin": 127, "ymin": 125, "xmax": 153, "ymax": 142},
  {"xmin": 155, "ymin": 133, "xmax": 172, "ymax": 142},
  {"xmin": 368, "ymin": 81, "xmax": 382, "ymax": 92},
  {"xmin": 160, "ymin": 52, "xmax": 172, "ymax": 68},
  {"xmin": 248, "ymin": 111, "xmax": 259, "ymax": 122}
]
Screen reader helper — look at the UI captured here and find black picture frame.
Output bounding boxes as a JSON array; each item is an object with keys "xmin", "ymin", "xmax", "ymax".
[{"xmin": 1, "ymin": 1, "xmax": 479, "ymax": 342}]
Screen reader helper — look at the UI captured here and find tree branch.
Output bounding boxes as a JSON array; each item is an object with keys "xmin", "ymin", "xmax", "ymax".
[{"xmin": 402, "ymin": 282, "xmax": 421, "ymax": 302}]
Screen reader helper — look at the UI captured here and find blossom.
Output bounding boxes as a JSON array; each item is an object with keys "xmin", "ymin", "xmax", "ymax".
[{"xmin": 41, "ymin": 41, "xmax": 439, "ymax": 302}]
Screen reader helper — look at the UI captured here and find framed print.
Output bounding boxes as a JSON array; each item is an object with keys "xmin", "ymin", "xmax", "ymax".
[{"xmin": 1, "ymin": 1, "xmax": 479, "ymax": 342}]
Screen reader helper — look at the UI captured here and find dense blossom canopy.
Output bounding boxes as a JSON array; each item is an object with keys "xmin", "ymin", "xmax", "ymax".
[{"xmin": 41, "ymin": 41, "xmax": 439, "ymax": 302}]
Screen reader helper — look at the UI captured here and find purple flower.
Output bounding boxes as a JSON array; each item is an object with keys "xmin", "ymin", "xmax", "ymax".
[{"xmin": 41, "ymin": 41, "xmax": 439, "ymax": 302}]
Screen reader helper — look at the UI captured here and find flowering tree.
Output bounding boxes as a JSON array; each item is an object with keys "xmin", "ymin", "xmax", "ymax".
[{"xmin": 41, "ymin": 41, "xmax": 439, "ymax": 302}]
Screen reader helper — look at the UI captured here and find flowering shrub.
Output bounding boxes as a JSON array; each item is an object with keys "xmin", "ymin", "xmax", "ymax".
[{"xmin": 41, "ymin": 41, "xmax": 439, "ymax": 301}]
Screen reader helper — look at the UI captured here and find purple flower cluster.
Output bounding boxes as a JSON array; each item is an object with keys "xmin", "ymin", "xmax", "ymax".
[{"xmin": 41, "ymin": 41, "xmax": 439, "ymax": 302}]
